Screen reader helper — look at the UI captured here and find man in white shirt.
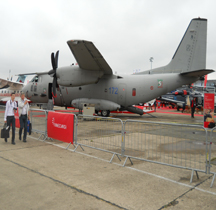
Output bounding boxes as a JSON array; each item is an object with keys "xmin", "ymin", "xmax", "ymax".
[
  {"xmin": 18, "ymin": 93, "xmax": 30, "ymax": 142},
  {"xmin": 4, "ymin": 92, "xmax": 17, "ymax": 145}
]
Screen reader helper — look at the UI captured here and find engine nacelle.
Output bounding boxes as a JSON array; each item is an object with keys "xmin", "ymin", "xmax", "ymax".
[
  {"xmin": 56, "ymin": 66, "xmax": 104, "ymax": 87},
  {"xmin": 71, "ymin": 98, "xmax": 121, "ymax": 111}
]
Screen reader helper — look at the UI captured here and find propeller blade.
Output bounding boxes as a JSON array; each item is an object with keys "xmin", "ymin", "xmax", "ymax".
[
  {"xmin": 52, "ymin": 77, "xmax": 57, "ymax": 98},
  {"xmin": 51, "ymin": 52, "xmax": 56, "ymax": 70},
  {"xmin": 55, "ymin": 51, "xmax": 59, "ymax": 69},
  {"xmin": 50, "ymin": 51, "xmax": 59, "ymax": 98}
]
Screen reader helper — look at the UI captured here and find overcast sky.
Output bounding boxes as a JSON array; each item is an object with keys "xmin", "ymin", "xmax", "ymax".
[{"xmin": 1, "ymin": 0, "xmax": 216, "ymax": 82}]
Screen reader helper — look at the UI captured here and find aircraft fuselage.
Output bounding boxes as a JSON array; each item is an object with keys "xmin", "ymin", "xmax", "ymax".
[{"xmin": 23, "ymin": 71, "xmax": 198, "ymax": 110}]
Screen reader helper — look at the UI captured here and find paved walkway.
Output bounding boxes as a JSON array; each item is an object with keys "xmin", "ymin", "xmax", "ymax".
[{"xmin": 0, "ymin": 133, "xmax": 215, "ymax": 210}]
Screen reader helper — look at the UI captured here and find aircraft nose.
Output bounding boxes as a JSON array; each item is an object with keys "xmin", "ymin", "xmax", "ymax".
[{"xmin": 21, "ymin": 85, "xmax": 29, "ymax": 98}]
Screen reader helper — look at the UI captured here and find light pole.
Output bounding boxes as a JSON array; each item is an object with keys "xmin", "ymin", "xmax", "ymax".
[
  {"xmin": 149, "ymin": 57, "xmax": 154, "ymax": 69},
  {"xmin": 9, "ymin": 70, "xmax": 11, "ymax": 80}
]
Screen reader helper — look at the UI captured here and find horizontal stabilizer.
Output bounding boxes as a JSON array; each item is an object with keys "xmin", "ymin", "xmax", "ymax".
[{"xmin": 180, "ymin": 69, "xmax": 214, "ymax": 77}]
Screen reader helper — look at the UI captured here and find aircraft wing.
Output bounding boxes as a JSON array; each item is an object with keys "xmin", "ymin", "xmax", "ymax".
[
  {"xmin": 67, "ymin": 40, "xmax": 113, "ymax": 75},
  {"xmin": 0, "ymin": 78, "xmax": 24, "ymax": 90},
  {"xmin": 159, "ymin": 97, "xmax": 185, "ymax": 104},
  {"xmin": 0, "ymin": 97, "xmax": 11, "ymax": 102},
  {"xmin": 0, "ymin": 97, "xmax": 31, "ymax": 102}
]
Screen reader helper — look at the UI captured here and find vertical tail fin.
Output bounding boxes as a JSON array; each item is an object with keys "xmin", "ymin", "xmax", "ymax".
[
  {"xmin": 140, "ymin": 18, "xmax": 207, "ymax": 74},
  {"xmin": 169, "ymin": 18, "xmax": 207, "ymax": 73},
  {"xmin": 16, "ymin": 75, "xmax": 27, "ymax": 83}
]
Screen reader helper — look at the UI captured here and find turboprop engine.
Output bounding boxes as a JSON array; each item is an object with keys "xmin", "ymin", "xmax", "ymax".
[{"xmin": 56, "ymin": 66, "xmax": 104, "ymax": 87}]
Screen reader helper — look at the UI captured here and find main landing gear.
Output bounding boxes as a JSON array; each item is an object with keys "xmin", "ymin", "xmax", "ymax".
[{"xmin": 100, "ymin": 110, "xmax": 110, "ymax": 117}]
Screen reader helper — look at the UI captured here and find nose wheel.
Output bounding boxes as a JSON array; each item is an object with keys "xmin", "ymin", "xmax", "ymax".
[{"xmin": 101, "ymin": 110, "xmax": 110, "ymax": 117}]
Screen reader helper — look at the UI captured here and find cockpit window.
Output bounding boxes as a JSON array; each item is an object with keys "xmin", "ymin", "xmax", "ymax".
[{"xmin": 31, "ymin": 76, "xmax": 39, "ymax": 83}]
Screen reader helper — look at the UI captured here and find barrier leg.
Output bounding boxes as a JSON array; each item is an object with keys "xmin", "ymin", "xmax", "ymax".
[
  {"xmin": 43, "ymin": 136, "xmax": 51, "ymax": 142},
  {"xmin": 66, "ymin": 142, "xmax": 71, "ymax": 150},
  {"xmin": 43, "ymin": 135, "xmax": 49, "ymax": 141},
  {"xmin": 123, "ymin": 156, "xmax": 133, "ymax": 167},
  {"xmin": 190, "ymin": 170, "xmax": 194, "ymax": 183},
  {"xmin": 74, "ymin": 144, "xmax": 85, "ymax": 152},
  {"xmin": 210, "ymin": 173, "xmax": 215, "ymax": 188},
  {"xmin": 109, "ymin": 153, "xmax": 121, "ymax": 163},
  {"xmin": 195, "ymin": 171, "xmax": 199, "ymax": 180},
  {"xmin": 190, "ymin": 170, "xmax": 199, "ymax": 183},
  {"xmin": 116, "ymin": 154, "xmax": 121, "ymax": 162},
  {"xmin": 38, "ymin": 133, "xmax": 44, "ymax": 140}
]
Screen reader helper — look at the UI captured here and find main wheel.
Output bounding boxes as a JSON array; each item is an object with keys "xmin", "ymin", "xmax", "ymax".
[{"xmin": 101, "ymin": 110, "xmax": 110, "ymax": 117}]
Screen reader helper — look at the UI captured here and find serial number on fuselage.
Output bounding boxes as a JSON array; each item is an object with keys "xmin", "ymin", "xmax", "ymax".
[{"xmin": 109, "ymin": 87, "xmax": 118, "ymax": 94}]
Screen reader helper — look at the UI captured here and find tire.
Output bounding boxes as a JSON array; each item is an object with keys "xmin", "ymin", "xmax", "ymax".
[{"xmin": 101, "ymin": 110, "xmax": 110, "ymax": 117}]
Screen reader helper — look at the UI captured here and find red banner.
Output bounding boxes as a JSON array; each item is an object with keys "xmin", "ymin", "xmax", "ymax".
[
  {"xmin": 204, "ymin": 93, "xmax": 215, "ymax": 128},
  {"xmin": 15, "ymin": 108, "xmax": 20, "ymax": 128},
  {"xmin": 204, "ymin": 75, "xmax": 208, "ymax": 88},
  {"xmin": 47, "ymin": 112, "xmax": 74, "ymax": 143}
]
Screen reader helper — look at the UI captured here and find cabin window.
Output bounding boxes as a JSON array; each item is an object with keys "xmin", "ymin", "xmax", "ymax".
[
  {"xmin": 132, "ymin": 88, "xmax": 136, "ymax": 96},
  {"xmin": 34, "ymin": 85, "xmax": 37, "ymax": 92},
  {"xmin": 31, "ymin": 76, "xmax": 38, "ymax": 83}
]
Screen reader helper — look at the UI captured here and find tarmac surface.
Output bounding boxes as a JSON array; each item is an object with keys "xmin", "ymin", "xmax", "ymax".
[{"xmin": 0, "ymin": 107, "xmax": 216, "ymax": 210}]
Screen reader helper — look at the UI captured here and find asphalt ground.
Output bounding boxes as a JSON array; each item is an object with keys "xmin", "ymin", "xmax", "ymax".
[{"xmin": 0, "ymin": 107, "xmax": 216, "ymax": 210}]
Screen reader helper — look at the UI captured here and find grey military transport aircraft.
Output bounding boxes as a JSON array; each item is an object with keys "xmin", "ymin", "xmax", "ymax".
[{"xmin": 21, "ymin": 18, "xmax": 214, "ymax": 116}]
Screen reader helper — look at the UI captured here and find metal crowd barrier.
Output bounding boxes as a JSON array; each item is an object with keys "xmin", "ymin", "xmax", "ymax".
[
  {"xmin": 75, "ymin": 115, "xmax": 124, "ymax": 162},
  {"xmin": 29, "ymin": 109, "xmax": 78, "ymax": 144},
  {"xmin": 0, "ymin": 105, "xmax": 6, "ymax": 126},
  {"xmin": 123, "ymin": 120, "xmax": 209, "ymax": 174},
  {"xmin": 209, "ymin": 127, "xmax": 216, "ymax": 187},
  {"xmin": 29, "ymin": 108, "xmax": 48, "ymax": 139}
]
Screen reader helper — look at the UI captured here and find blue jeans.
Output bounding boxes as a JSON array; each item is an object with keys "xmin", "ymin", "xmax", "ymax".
[
  {"xmin": 19, "ymin": 114, "xmax": 27, "ymax": 140},
  {"xmin": 6, "ymin": 116, "xmax": 15, "ymax": 143}
]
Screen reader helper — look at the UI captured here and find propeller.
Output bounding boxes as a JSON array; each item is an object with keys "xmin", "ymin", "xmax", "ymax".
[{"xmin": 48, "ymin": 51, "xmax": 59, "ymax": 98}]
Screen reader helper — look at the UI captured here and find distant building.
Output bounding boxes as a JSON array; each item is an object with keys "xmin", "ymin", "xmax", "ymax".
[
  {"xmin": 193, "ymin": 79, "xmax": 216, "ymax": 87},
  {"xmin": 206, "ymin": 80, "xmax": 216, "ymax": 87}
]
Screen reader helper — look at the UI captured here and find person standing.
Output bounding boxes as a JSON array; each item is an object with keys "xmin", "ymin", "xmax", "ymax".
[
  {"xmin": 191, "ymin": 98, "xmax": 196, "ymax": 118},
  {"xmin": 148, "ymin": 103, "xmax": 152, "ymax": 110},
  {"xmin": 182, "ymin": 103, "xmax": 186, "ymax": 113},
  {"xmin": 18, "ymin": 93, "xmax": 30, "ymax": 142},
  {"xmin": 154, "ymin": 100, "xmax": 157, "ymax": 112},
  {"xmin": 4, "ymin": 92, "xmax": 17, "ymax": 144}
]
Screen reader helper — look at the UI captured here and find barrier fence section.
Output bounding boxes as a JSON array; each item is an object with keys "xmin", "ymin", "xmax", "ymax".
[
  {"xmin": 123, "ymin": 120, "xmax": 208, "ymax": 175},
  {"xmin": 76, "ymin": 115, "xmax": 124, "ymax": 161},
  {"xmin": 53, "ymin": 109, "xmax": 78, "ymax": 145},
  {"xmin": 0, "ymin": 105, "xmax": 5, "ymax": 127},
  {"xmin": 29, "ymin": 109, "xmax": 78, "ymax": 147},
  {"xmin": 210, "ymin": 127, "xmax": 216, "ymax": 187},
  {"xmin": 30, "ymin": 108, "xmax": 48, "ymax": 139}
]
